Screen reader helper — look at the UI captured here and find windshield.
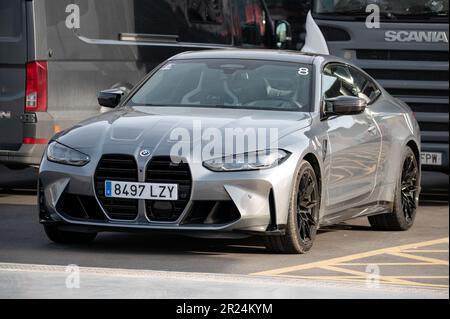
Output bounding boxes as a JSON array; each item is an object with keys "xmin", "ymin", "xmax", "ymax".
[
  {"xmin": 130, "ymin": 59, "xmax": 312, "ymax": 112},
  {"xmin": 313, "ymin": 0, "xmax": 449, "ymax": 20}
]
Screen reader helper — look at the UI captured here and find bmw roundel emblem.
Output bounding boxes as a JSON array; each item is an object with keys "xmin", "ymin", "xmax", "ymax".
[{"xmin": 139, "ymin": 149, "xmax": 151, "ymax": 157}]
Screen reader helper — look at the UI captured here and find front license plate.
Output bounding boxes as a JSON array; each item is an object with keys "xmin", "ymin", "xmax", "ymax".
[
  {"xmin": 105, "ymin": 180, "xmax": 178, "ymax": 200},
  {"xmin": 421, "ymin": 152, "xmax": 442, "ymax": 166}
]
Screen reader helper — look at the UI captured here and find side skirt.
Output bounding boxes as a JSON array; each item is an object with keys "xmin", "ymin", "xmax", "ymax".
[{"xmin": 319, "ymin": 201, "xmax": 393, "ymax": 227}]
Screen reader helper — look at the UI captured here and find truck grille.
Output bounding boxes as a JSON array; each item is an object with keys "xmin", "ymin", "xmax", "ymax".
[
  {"xmin": 318, "ymin": 26, "xmax": 351, "ymax": 41},
  {"xmin": 368, "ymin": 71, "xmax": 448, "ymax": 144},
  {"xmin": 365, "ymin": 69, "xmax": 449, "ymax": 82},
  {"xmin": 419, "ymin": 122, "xmax": 449, "ymax": 132},
  {"xmin": 408, "ymin": 103, "xmax": 448, "ymax": 114},
  {"xmin": 357, "ymin": 50, "xmax": 448, "ymax": 62},
  {"xmin": 145, "ymin": 156, "xmax": 192, "ymax": 222},
  {"xmin": 94, "ymin": 154, "xmax": 139, "ymax": 220},
  {"xmin": 387, "ymin": 88, "xmax": 449, "ymax": 98}
]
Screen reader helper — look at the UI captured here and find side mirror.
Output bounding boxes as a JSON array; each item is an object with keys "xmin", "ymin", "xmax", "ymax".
[
  {"xmin": 324, "ymin": 96, "xmax": 367, "ymax": 116},
  {"xmin": 97, "ymin": 89, "xmax": 125, "ymax": 108},
  {"xmin": 275, "ymin": 20, "xmax": 292, "ymax": 49}
]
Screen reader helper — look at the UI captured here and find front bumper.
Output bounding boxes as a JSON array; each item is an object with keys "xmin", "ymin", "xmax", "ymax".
[{"xmin": 38, "ymin": 154, "xmax": 299, "ymax": 237}]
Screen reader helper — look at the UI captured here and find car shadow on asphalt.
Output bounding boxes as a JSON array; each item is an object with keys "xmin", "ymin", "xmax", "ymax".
[
  {"xmin": 318, "ymin": 224, "xmax": 373, "ymax": 233},
  {"xmin": 40, "ymin": 196, "xmax": 449, "ymax": 256},
  {"xmin": 40, "ymin": 221, "xmax": 397, "ymax": 256},
  {"xmin": 43, "ymin": 232, "xmax": 269, "ymax": 255}
]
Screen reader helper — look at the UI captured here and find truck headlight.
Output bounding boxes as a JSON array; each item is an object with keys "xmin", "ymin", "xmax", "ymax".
[
  {"xmin": 203, "ymin": 149, "xmax": 290, "ymax": 172},
  {"xmin": 47, "ymin": 141, "xmax": 90, "ymax": 166}
]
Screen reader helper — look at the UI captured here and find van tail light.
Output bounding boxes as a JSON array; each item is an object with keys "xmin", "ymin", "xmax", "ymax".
[
  {"xmin": 25, "ymin": 61, "xmax": 48, "ymax": 112},
  {"xmin": 22, "ymin": 137, "xmax": 48, "ymax": 145}
]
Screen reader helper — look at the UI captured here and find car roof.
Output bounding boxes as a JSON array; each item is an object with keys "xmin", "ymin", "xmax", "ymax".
[{"xmin": 169, "ymin": 49, "xmax": 320, "ymax": 64}]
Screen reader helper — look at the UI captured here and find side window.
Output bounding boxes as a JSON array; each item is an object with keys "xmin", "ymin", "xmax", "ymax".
[
  {"xmin": 322, "ymin": 64, "xmax": 359, "ymax": 99},
  {"xmin": 364, "ymin": 82, "xmax": 381, "ymax": 102},
  {"xmin": 236, "ymin": 0, "xmax": 267, "ymax": 46},
  {"xmin": 187, "ymin": 0, "xmax": 224, "ymax": 24},
  {"xmin": 74, "ymin": 0, "xmax": 178, "ymax": 40},
  {"xmin": 348, "ymin": 67, "xmax": 381, "ymax": 103},
  {"xmin": 0, "ymin": 0, "xmax": 21, "ymax": 38}
]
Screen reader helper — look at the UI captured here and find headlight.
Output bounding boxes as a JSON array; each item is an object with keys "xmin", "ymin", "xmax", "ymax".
[
  {"xmin": 47, "ymin": 141, "xmax": 90, "ymax": 166},
  {"xmin": 203, "ymin": 149, "xmax": 290, "ymax": 172}
]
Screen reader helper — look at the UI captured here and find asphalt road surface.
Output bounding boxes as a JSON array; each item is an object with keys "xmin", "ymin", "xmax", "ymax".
[
  {"xmin": 0, "ymin": 190, "xmax": 448, "ymax": 298},
  {"xmin": 0, "ymin": 165, "xmax": 448, "ymax": 298}
]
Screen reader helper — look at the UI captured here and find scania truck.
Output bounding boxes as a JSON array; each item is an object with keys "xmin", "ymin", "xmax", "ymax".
[{"xmin": 310, "ymin": 0, "xmax": 449, "ymax": 176}]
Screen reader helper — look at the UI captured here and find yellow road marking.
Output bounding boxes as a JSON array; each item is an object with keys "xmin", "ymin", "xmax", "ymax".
[
  {"xmin": 251, "ymin": 237, "xmax": 449, "ymax": 289},
  {"xmin": 387, "ymin": 252, "xmax": 449, "ymax": 265},
  {"xmin": 391, "ymin": 276, "xmax": 449, "ymax": 279},
  {"xmin": 277, "ymin": 275, "xmax": 448, "ymax": 279},
  {"xmin": 251, "ymin": 237, "xmax": 449, "ymax": 276},
  {"xmin": 276, "ymin": 275, "xmax": 449, "ymax": 289},
  {"xmin": 402, "ymin": 249, "xmax": 449, "ymax": 253},
  {"xmin": 336, "ymin": 262, "xmax": 443, "ymax": 266},
  {"xmin": 321, "ymin": 265, "xmax": 416, "ymax": 286}
]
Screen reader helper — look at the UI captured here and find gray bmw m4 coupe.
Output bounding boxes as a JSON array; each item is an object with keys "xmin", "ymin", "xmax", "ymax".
[{"xmin": 39, "ymin": 50, "xmax": 421, "ymax": 253}]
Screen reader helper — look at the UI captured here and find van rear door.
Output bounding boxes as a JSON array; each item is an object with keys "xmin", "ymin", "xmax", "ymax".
[{"xmin": 0, "ymin": 0, "xmax": 27, "ymax": 151}]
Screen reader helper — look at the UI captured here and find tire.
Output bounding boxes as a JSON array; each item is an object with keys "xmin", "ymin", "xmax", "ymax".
[
  {"xmin": 44, "ymin": 225, "xmax": 97, "ymax": 244},
  {"xmin": 368, "ymin": 146, "xmax": 419, "ymax": 231},
  {"xmin": 264, "ymin": 160, "xmax": 320, "ymax": 254}
]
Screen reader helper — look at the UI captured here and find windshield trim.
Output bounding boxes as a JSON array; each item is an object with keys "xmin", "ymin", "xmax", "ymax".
[{"xmin": 129, "ymin": 103, "xmax": 309, "ymax": 113}]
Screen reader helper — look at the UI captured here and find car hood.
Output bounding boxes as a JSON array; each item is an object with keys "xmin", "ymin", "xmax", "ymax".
[{"xmin": 56, "ymin": 106, "xmax": 312, "ymax": 155}]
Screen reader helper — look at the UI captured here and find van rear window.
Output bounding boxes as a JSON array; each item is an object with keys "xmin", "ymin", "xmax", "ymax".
[{"xmin": 0, "ymin": 1, "xmax": 22, "ymax": 38}]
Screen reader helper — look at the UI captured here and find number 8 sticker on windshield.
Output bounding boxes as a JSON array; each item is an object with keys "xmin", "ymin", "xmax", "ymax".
[{"xmin": 298, "ymin": 67, "xmax": 309, "ymax": 76}]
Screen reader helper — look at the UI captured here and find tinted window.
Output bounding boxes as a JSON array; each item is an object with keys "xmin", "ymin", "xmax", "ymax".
[
  {"xmin": 73, "ymin": 0, "xmax": 231, "ymax": 44},
  {"xmin": 130, "ymin": 59, "xmax": 312, "ymax": 111},
  {"xmin": 73, "ymin": 0, "xmax": 177, "ymax": 39},
  {"xmin": 313, "ymin": 0, "xmax": 448, "ymax": 21},
  {"xmin": 188, "ymin": 0, "xmax": 224, "ymax": 24},
  {"xmin": 348, "ymin": 67, "xmax": 381, "ymax": 103},
  {"xmin": 0, "ymin": 0, "xmax": 22, "ymax": 38},
  {"xmin": 322, "ymin": 64, "xmax": 358, "ymax": 99},
  {"xmin": 236, "ymin": 0, "xmax": 267, "ymax": 46}
]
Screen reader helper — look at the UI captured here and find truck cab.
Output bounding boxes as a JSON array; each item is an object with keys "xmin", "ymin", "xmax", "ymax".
[{"xmin": 310, "ymin": 0, "xmax": 449, "ymax": 175}]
